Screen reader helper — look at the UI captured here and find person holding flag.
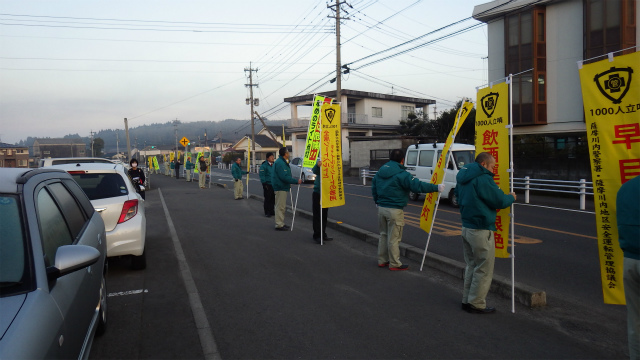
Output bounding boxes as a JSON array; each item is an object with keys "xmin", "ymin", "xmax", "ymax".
[
  {"xmin": 232, "ymin": 157, "xmax": 248, "ymax": 200},
  {"xmin": 372, "ymin": 149, "xmax": 443, "ymax": 271},
  {"xmin": 312, "ymin": 158, "xmax": 333, "ymax": 244},
  {"xmin": 259, "ymin": 152, "xmax": 276, "ymax": 217},
  {"xmin": 272, "ymin": 147, "xmax": 301, "ymax": 231},
  {"xmin": 456, "ymin": 152, "xmax": 516, "ymax": 314},
  {"xmin": 198, "ymin": 156, "xmax": 208, "ymax": 189}
]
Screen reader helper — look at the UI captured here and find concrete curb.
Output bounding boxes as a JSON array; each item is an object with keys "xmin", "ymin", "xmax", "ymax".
[
  {"xmin": 246, "ymin": 193, "xmax": 547, "ymax": 308},
  {"xmin": 212, "ymin": 182, "xmax": 227, "ymax": 189}
]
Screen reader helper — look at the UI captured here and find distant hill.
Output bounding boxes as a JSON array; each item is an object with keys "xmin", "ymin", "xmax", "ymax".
[{"xmin": 16, "ymin": 119, "xmax": 287, "ymax": 153}]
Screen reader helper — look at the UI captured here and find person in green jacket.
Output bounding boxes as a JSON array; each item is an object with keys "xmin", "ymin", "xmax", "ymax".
[
  {"xmin": 272, "ymin": 147, "xmax": 302, "ymax": 230},
  {"xmin": 185, "ymin": 157, "xmax": 193, "ymax": 182},
  {"xmin": 617, "ymin": 175, "xmax": 640, "ymax": 359},
  {"xmin": 456, "ymin": 152, "xmax": 516, "ymax": 314},
  {"xmin": 259, "ymin": 153, "xmax": 276, "ymax": 217},
  {"xmin": 372, "ymin": 149, "xmax": 443, "ymax": 271},
  {"xmin": 232, "ymin": 157, "xmax": 248, "ymax": 200}
]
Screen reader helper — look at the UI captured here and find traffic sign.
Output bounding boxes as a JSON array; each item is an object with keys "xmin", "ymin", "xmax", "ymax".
[{"xmin": 180, "ymin": 137, "xmax": 190, "ymax": 147}]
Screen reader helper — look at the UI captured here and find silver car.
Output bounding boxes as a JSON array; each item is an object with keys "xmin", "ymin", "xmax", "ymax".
[
  {"xmin": 289, "ymin": 157, "xmax": 316, "ymax": 183},
  {"xmin": 50, "ymin": 163, "xmax": 147, "ymax": 270},
  {"xmin": 0, "ymin": 168, "xmax": 108, "ymax": 359}
]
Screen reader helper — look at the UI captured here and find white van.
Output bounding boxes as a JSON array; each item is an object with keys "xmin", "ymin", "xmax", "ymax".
[{"xmin": 404, "ymin": 143, "xmax": 475, "ymax": 206}]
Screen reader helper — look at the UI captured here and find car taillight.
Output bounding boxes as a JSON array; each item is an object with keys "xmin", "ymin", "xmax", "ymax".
[
  {"xmin": 118, "ymin": 199, "xmax": 138, "ymax": 224},
  {"xmin": 67, "ymin": 171, "xmax": 86, "ymax": 174}
]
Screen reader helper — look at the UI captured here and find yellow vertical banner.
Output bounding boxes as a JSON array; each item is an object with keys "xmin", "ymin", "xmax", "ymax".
[
  {"xmin": 303, "ymin": 95, "xmax": 330, "ymax": 168},
  {"xmin": 474, "ymin": 82, "xmax": 511, "ymax": 258},
  {"xmin": 320, "ymin": 103, "xmax": 345, "ymax": 208},
  {"xmin": 170, "ymin": 152, "xmax": 175, "ymax": 161},
  {"xmin": 579, "ymin": 51, "xmax": 640, "ymax": 305},
  {"xmin": 247, "ymin": 140, "xmax": 251, "ymax": 172},
  {"xmin": 153, "ymin": 156, "xmax": 159, "ymax": 171},
  {"xmin": 194, "ymin": 151, "xmax": 203, "ymax": 173},
  {"xmin": 420, "ymin": 101, "xmax": 474, "ymax": 233}
]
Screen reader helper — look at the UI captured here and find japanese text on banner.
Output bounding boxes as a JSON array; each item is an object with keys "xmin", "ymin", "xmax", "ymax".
[
  {"xmin": 474, "ymin": 82, "xmax": 511, "ymax": 259},
  {"xmin": 579, "ymin": 50, "xmax": 640, "ymax": 305},
  {"xmin": 320, "ymin": 103, "xmax": 345, "ymax": 208},
  {"xmin": 420, "ymin": 101, "xmax": 474, "ymax": 233},
  {"xmin": 303, "ymin": 96, "xmax": 331, "ymax": 169}
]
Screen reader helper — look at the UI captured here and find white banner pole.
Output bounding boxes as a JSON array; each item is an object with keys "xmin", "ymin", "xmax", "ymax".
[
  {"xmin": 508, "ymin": 74, "xmax": 516, "ymax": 314},
  {"xmin": 420, "ymin": 102, "xmax": 466, "ymax": 271}
]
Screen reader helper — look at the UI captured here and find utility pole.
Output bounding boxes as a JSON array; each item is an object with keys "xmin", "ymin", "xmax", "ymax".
[
  {"xmin": 245, "ymin": 63, "xmax": 258, "ymax": 172},
  {"xmin": 124, "ymin": 118, "xmax": 131, "ymax": 161},
  {"xmin": 116, "ymin": 130, "xmax": 120, "ymax": 158},
  {"xmin": 90, "ymin": 130, "xmax": 95, "ymax": 157},
  {"xmin": 173, "ymin": 119, "xmax": 179, "ymax": 165},
  {"xmin": 328, "ymin": 0, "xmax": 349, "ymax": 103}
]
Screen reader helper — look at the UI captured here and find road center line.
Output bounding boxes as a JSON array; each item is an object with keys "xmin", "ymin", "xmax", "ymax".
[
  {"xmin": 158, "ymin": 188, "xmax": 221, "ymax": 360},
  {"xmin": 108, "ymin": 289, "xmax": 148, "ymax": 297}
]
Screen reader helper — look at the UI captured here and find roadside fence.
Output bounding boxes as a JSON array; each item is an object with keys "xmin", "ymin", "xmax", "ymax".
[{"xmin": 360, "ymin": 168, "xmax": 594, "ymax": 210}]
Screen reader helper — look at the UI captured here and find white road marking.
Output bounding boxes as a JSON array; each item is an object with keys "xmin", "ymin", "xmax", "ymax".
[
  {"xmin": 108, "ymin": 289, "xmax": 149, "ymax": 297},
  {"xmin": 159, "ymin": 188, "xmax": 221, "ymax": 360}
]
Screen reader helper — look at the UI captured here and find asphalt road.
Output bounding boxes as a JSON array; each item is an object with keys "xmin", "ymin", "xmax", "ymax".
[
  {"xmin": 90, "ymin": 172, "xmax": 628, "ymax": 359},
  {"xmin": 209, "ymin": 168, "xmax": 622, "ymax": 314}
]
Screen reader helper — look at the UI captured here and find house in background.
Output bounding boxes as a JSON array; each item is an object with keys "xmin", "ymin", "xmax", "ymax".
[
  {"xmin": 0, "ymin": 143, "xmax": 29, "ymax": 168},
  {"xmin": 32, "ymin": 138, "xmax": 87, "ymax": 164},
  {"xmin": 231, "ymin": 133, "xmax": 284, "ymax": 169},
  {"xmin": 472, "ymin": 0, "xmax": 638, "ymax": 179},
  {"xmin": 284, "ymin": 89, "xmax": 435, "ymax": 172}
]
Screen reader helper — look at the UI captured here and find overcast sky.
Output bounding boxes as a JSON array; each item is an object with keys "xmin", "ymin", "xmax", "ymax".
[{"xmin": 0, "ymin": 0, "xmax": 489, "ymax": 144}]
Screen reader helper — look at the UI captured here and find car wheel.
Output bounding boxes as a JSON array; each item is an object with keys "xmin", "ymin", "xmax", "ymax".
[
  {"xmin": 95, "ymin": 275, "xmax": 108, "ymax": 336},
  {"xmin": 449, "ymin": 189, "xmax": 459, "ymax": 207},
  {"xmin": 409, "ymin": 191, "xmax": 420, "ymax": 201},
  {"xmin": 131, "ymin": 250, "xmax": 146, "ymax": 270}
]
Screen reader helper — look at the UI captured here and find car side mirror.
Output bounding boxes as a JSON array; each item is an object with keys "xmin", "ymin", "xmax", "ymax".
[{"xmin": 46, "ymin": 245, "xmax": 100, "ymax": 281}]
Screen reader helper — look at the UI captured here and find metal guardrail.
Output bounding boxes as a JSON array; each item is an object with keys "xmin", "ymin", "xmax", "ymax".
[{"xmin": 360, "ymin": 168, "xmax": 594, "ymax": 210}]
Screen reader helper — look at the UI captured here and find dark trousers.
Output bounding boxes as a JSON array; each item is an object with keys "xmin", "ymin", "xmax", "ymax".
[
  {"xmin": 312, "ymin": 191, "xmax": 328, "ymax": 239},
  {"xmin": 175, "ymin": 165, "xmax": 180, "ymax": 179},
  {"xmin": 263, "ymin": 184, "xmax": 275, "ymax": 216}
]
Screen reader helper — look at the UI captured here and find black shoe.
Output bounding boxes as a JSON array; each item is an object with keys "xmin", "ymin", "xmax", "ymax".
[
  {"xmin": 389, "ymin": 264, "xmax": 409, "ymax": 271},
  {"xmin": 462, "ymin": 303, "xmax": 471, "ymax": 311},
  {"xmin": 467, "ymin": 305, "xmax": 496, "ymax": 314},
  {"xmin": 323, "ymin": 236, "xmax": 333, "ymax": 241},
  {"xmin": 281, "ymin": 225, "xmax": 290, "ymax": 230},
  {"xmin": 275, "ymin": 226, "xmax": 288, "ymax": 231}
]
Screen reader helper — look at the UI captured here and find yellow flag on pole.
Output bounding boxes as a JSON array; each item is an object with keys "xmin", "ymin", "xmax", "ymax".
[
  {"xmin": 579, "ymin": 51, "xmax": 640, "ymax": 305},
  {"xmin": 320, "ymin": 103, "xmax": 345, "ymax": 208},
  {"xmin": 475, "ymin": 82, "xmax": 511, "ymax": 258},
  {"xmin": 303, "ymin": 95, "xmax": 330, "ymax": 169},
  {"xmin": 419, "ymin": 101, "xmax": 474, "ymax": 233}
]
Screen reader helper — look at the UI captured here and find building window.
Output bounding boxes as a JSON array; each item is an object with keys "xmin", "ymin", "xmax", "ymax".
[
  {"xmin": 372, "ymin": 107, "xmax": 382, "ymax": 118},
  {"xmin": 584, "ymin": 0, "xmax": 636, "ymax": 59},
  {"xmin": 43, "ymin": 151, "xmax": 50, "ymax": 155},
  {"xmin": 505, "ymin": 7, "xmax": 546, "ymax": 125},
  {"xmin": 6, "ymin": 150, "xmax": 12, "ymax": 156},
  {"xmin": 18, "ymin": 160, "xmax": 27, "ymax": 167},
  {"xmin": 401, "ymin": 106, "xmax": 414, "ymax": 120}
]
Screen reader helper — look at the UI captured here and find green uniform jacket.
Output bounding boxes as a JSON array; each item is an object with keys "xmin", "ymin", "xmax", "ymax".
[
  {"xmin": 455, "ymin": 162, "xmax": 515, "ymax": 231},
  {"xmin": 232, "ymin": 162, "xmax": 247, "ymax": 180},
  {"xmin": 313, "ymin": 164, "xmax": 321, "ymax": 194},
  {"xmin": 170, "ymin": 161, "xmax": 175, "ymax": 169},
  {"xmin": 272, "ymin": 156, "xmax": 298, "ymax": 191},
  {"xmin": 372, "ymin": 160, "xmax": 438, "ymax": 209},
  {"xmin": 259, "ymin": 161, "xmax": 273, "ymax": 185},
  {"xmin": 186, "ymin": 161, "xmax": 193, "ymax": 170},
  {"xmin": 617, "ymin": 175, "xmax": 640, "ymax": 260}
]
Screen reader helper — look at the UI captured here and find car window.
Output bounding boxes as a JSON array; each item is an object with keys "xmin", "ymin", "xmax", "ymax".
[
  {"xmin": 37, "ymin": 188, "xmax": 73, "ymax": 266},
  {"xmin": 0, "ymin": 195, "xmax": 27, "ymax": 292},
  {"xmin": 406, "ymin": 150, "xmax": 418, "ymax": 166},
  {"xmin": 48, "ymin": 182, "xmax": 87, "ymax": 241},
  {"xmin": 418, "ymin": 150, "xmax": 435, "ymax": 167},
  {"xmin": 452, "ymin": 150, "xmax": 475, "ymax": 169},
  {"xmin": 62, "ymin": 179, "xmax": 94, "ymax": 217},
  {"xmin": 291, "ymin": 158, "xmax": 300, "ymax": 166},
  {"xmin": 69, "ymin": 173, "xmax": 128, "ymax": 200}
]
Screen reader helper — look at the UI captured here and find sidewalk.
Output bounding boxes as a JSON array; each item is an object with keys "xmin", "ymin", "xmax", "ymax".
[{"xmin": 152, "ymin": 174, "xmax": 626, "ymax": 359}]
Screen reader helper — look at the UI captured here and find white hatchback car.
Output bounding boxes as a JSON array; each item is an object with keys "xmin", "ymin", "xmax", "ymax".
[
  {"xmin": 289, "ymin": 157, "xmax": 316, "ymax": 183},
  {"xmin": 50, "ymin": 163, "xmax": 147, "ymax": 269}
]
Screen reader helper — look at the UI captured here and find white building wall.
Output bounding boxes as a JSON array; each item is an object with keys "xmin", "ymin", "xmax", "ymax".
[{"xmin": 487, "ymin": 18, "xmax": 505, "ymax": 85}]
